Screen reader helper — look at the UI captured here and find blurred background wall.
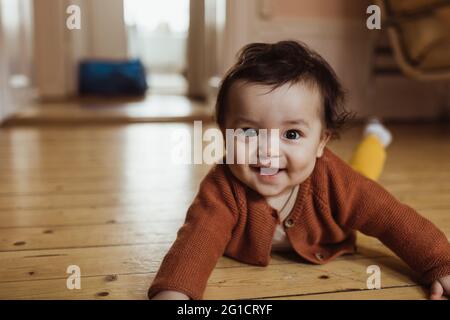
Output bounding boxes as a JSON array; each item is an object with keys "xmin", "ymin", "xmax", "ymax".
[
  {"xmin": 0, "ymin": 0, "xmax": 449, "ymax": 123},
  {"xmin": 0, "ymin": 0, "xmax": 34, "ymax": 121},
  {"xmin": 216, "ymin": 0, "xmax": 450, "ymax": 120}
]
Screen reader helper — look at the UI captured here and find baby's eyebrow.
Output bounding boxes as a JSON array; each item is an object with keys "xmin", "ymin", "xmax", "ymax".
[
  {"xmin": 234, "ymin": 117, "xmax": 310, "ymax": 129},
  {"xmin": 283, "ymin": 119, "xmax": 310, "ymax": 128},
  {"xmin": 235, "ymin": 117, "xmax": 258, "ymax": 125}
]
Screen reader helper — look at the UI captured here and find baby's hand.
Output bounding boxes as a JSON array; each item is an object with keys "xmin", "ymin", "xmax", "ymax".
[
  {"xmin": 150, "ymin": 290, "xmax": 191, "ymax": 300},
  {"xmin": 430, "ymin": 275, "xmax": 450, "ymax": 300}
]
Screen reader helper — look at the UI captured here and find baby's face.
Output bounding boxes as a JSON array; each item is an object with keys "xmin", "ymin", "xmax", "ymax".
[{"xmin": 223, "ymin": 80, "xmax": 330, "ymax": 197}]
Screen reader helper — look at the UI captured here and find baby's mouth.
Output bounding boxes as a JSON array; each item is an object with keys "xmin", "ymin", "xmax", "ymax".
[
  {"xmin": 250, "ymin": 166, "xmax": 285, "ymax": 176},
  {"xmin": 260, "ymin": 167, "xmax": 280, "ymax": 176}
]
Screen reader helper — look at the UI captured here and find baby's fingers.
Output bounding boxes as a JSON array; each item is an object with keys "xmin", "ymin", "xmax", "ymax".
[{"xmin": 430, "ymin": 281, "xmax": 445, "ymax": 300}]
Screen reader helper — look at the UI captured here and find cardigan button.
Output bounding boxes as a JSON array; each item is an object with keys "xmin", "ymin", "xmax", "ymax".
[
  {"xmin": 284, "ymin": 218, "xmax": 294, "ymax": 228},
  {"xmin": 315, "ymin": 252, "xmax": 325, "ymax": 261}
]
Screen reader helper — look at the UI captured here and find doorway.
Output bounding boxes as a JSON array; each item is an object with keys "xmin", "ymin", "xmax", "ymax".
[{"xmin": 124, "ymin": 0, "xmax": 190, "ymax": 96}]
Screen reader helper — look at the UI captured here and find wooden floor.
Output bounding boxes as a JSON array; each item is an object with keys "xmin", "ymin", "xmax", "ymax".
[
  {"xmin": 0, "ymin": 120, "xmax": 449, "ymax": 300},
  {"xmin": 2, "ymin": 94, "xmax": 213, "ymax": 126}
]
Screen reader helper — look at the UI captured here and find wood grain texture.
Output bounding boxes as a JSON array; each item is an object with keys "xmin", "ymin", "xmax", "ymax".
[{"xmin": 0, "ymin": 121, "xmax": 448, "ymax": 299}]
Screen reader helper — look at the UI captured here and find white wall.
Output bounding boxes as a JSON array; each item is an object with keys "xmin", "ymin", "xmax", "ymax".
[
  {"xmin": 87, "ymin": 0, "xmax": 127, "ymax": 59},
  {"xmin": 218, "ymin": 0, "xmax": 449, "ymax": 120},
  {"xmin": 33, "ymin": 0, "xmax": 68, "ymax": 98},
  {"xmin": 0, "ymin": 3, "xmax": 6, "ymax": 121},
  {"xmin": 0, "ymin": 0, "xmax": 34, "ymax": 122},
  {"xmin": 33, "ymin": 0, "xmax": 128, "ymax": 99}
]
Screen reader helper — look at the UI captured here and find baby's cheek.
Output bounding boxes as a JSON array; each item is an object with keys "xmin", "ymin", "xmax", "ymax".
[
  {"xmin": 287, "ymin": 153, "xmax": 315, "ymax": 177},
  {"xmin": 234, "ymin": 138, "xmax": 258, "ymax": 164},
  {"xmin": 288, "ymin": 151, "xmax": 309, "ymax": 169}
]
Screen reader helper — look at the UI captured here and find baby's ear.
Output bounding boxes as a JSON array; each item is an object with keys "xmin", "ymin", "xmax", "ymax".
[{"xmin": 316, "ymin": 130, "xmax": 331, "ymax": 158}]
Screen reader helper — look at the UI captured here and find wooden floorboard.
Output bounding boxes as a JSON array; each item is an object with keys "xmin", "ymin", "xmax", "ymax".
[
  {"xmin": 0, "ymin": 233, "xmax": 408, "ymax": 283},
  {"xmin": 0, "ymin": 121, "xmax": 449, "ymax": 299},
  {"xmin": 0, "ymin": 255, "xmax": 420, "ymax": 300}
]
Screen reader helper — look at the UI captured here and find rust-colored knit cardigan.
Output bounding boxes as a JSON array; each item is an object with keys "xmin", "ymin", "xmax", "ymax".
[{"xmin": 148, "ymin": 148, "xmax": 450, "ymax": 300}]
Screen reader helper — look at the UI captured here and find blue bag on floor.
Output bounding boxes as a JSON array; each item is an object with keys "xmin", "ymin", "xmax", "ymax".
[{"xmin": 78, "ymin": 59, "xmax": 148, "ymax": 96}]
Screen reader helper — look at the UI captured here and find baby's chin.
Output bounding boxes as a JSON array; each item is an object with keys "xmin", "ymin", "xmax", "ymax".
[
  {"xmin": 228, "ymin": 167, "xmax": 283, "ymax": 196},
  {"xmin": 228, "ymin": 164, "xmax": 307, "ymax": 197},
  {"xmin": 246, "ymin": 172, "xmax": 310, "ymax": 197},
  {"xmin": 250, "ymin": 183, "xmax": 290, "ymax": 197}
]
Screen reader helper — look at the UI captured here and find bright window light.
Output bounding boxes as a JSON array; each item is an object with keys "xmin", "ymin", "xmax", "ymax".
[{"xmin": 124, "ymin": 0, "xmax": 190, "ymax": 33}]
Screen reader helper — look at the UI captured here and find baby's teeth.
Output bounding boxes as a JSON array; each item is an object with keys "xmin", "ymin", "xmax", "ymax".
[{"xmin": 260, "ymin": 167, "xmax": 279, "ymax": 175}]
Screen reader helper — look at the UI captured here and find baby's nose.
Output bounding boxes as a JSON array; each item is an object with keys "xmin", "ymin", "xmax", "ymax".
[
  {"xmin": 259, "ymin": 157, "xmax": 271, "ymax": 167},
  {"xmin": 258, "ymin": 156, "xmax": 280, "ymax": 167}
]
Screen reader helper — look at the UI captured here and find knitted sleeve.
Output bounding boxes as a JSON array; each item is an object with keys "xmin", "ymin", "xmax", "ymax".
[
  {"xmin": 147, "ymin": 165, "xmax": 239, "ymax": 300},
  {"xmin": 322, "ymin": 150, "xmax": 450, "ymax": 285}
]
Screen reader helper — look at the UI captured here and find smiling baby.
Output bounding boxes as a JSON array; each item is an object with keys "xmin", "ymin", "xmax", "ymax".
[{"xmin": 148, "ymin": 40, "xmax": 450, "ymax": 300}]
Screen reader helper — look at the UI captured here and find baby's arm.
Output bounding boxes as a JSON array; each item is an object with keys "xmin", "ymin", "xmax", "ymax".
[
  {"xmin": 344, "ymin": 182, "xmax": 450, "ymax": 297},
  {"xmin": 325, "ymin": 154, "xmax": 450, "ymax": 297},
  {"xmin": 148, "ymin": 166, "xmax": 239, "ymax": 300}
]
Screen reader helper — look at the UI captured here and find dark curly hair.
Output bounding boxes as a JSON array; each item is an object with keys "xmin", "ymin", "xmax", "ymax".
[{"xmin": 215, "ymin": 40, "xmax": 354, "ymax": 139}]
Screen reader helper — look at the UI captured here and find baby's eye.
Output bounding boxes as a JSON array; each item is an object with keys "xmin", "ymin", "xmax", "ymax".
[
  {"xmin": 283, "ymin": 129, "xmax": 302, "ymax": 140},
  {"xmin": 241, "ymin": 128, "xmax": 258, "ymax": 137}
]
